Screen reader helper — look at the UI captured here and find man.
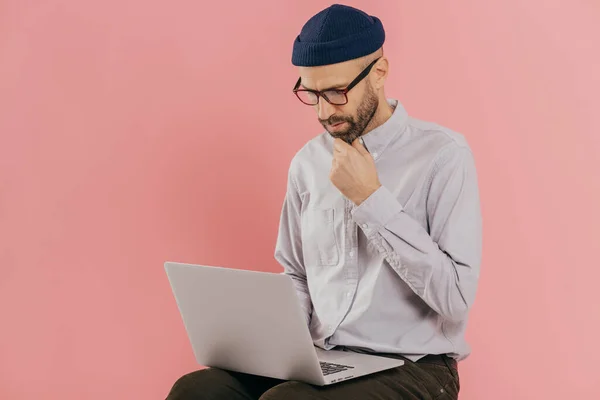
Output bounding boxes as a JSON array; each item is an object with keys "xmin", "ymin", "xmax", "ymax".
[{"xmin": 167, "ymin": 4, "xmax": 482, "ymax": 399}]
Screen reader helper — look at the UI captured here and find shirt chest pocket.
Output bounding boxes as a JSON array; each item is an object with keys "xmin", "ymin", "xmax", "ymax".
[{"xmin": 301, "ymin": 208, "xmax": 340, "ymax": 267}]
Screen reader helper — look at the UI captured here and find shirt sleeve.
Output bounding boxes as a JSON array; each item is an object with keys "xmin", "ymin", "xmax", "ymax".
[
  {"xmin": 274, "ymin": 165, "xmax": 312, "ymax": 326},
  {"xmin": 351, "ymin": 144, "xmax": 482, "ymax": 322}
]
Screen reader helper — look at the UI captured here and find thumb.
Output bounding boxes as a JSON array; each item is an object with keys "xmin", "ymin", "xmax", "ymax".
[{"xmin": 352, "ymin": 138, "xmax": 370, "ymax": 156}]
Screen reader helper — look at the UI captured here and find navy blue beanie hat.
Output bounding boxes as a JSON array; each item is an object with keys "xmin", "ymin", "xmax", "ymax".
[{"xmin": 292, "ymin": 4, "xmax": 385, "ymax": 67}]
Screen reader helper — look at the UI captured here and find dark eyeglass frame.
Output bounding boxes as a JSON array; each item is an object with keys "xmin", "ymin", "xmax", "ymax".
[{"xmin": 293, "ymin": 57, "xmax": 381, "ymax": 106}]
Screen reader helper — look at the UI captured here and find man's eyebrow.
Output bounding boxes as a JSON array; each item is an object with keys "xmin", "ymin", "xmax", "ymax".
[{"xmin": 301, "ymin": 82, "xmax": 348, "ymax": 91}]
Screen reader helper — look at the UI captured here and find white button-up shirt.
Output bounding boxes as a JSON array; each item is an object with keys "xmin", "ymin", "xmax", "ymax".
[{"xmin": 274, "ymin": 99, "xmax": 482, "ymax": 361}]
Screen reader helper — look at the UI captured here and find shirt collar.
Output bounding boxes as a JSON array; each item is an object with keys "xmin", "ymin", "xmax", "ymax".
[{"xmin": 360, "ymin": 99, "xmax": 408, "ymax": 159}]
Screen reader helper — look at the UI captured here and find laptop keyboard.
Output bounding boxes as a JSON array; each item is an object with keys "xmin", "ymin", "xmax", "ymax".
[{"xmin": 320, "ymin": 361, "xmax": 355, "ymax": 376}]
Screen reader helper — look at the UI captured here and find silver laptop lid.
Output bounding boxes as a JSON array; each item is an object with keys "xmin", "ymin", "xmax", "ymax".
[{"xmin": 164, "ymin": 262, "xmax": 323, "ymax": 384}]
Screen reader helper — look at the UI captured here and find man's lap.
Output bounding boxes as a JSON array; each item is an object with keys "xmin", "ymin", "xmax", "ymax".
[
  {"xmin": 166, "ymin": 358, "xmax": 459, "ymax": 400},
  {"xmin": 260, "ymin": 363, "xmax": 458, "ymax": 400}
]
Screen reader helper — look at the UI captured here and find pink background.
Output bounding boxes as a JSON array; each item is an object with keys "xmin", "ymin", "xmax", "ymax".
[{"xmin": 1, "ymin": 1, "xmax": 598, "ymax": 399}]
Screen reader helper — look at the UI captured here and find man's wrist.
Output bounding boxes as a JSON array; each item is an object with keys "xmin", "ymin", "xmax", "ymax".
[{"xmin": 352, "ymin": 183, "xmax": 382, "ymax": 206}]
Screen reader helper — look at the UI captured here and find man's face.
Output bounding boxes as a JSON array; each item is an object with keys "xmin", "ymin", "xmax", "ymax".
[{"xmin": 298, "ymin": 60, "xmax": 379, "ymax": 144}]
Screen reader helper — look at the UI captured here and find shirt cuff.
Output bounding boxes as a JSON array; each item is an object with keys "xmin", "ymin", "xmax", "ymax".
[{"xmin": 351, "ymin": 185, "xmax": 404, "ymax": 233}]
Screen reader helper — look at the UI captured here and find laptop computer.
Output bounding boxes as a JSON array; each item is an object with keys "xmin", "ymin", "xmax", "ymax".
[{"xmin": 164, "ymin": 261, "xmax": 404, "ymax": 386}]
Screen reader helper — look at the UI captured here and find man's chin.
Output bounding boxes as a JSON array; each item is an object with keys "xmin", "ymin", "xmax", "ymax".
[
  {"xmin": 332, "ymin": 133, "xmax": 361, "ymax": 145},
  {"xmin": 330, "ymin": 134, "xmax": 349, "ymax": 144},
  {"xmin": 328, "ymin": 130, "xmax": 352, "ymax": 141}
]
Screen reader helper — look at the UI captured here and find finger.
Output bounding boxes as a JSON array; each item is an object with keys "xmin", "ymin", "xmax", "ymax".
[
  {"xmin": 331, "ymin": 157, "xmax": 338, "ymax": 169},
  {"xmin": 333, "ymin": 138, "xmax": 347, "ymax": 151},
  {"xmin": 333, "ymin": 139, "xmax": 348, "ymax": 156}
]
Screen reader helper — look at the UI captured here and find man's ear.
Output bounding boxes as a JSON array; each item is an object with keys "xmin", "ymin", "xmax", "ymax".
[{"xmin": 372, "ymin": 57, "xmax": 389, "ymax": 90}]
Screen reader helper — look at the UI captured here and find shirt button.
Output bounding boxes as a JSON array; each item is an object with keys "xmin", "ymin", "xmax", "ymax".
[
  {"xmin": 346, "ymin": 292, "xmax": 352, "ymax": 298},
  {"xmin": 349, "ymin": 251, "xmax": 354, "ymax": 257},
  {"xmin": 362, "ymin": 223, "xmax": 368, "ymax": 229},
  {"xmin": 372, "ymin": 152, "xmax": 378, "ymax": 158}
]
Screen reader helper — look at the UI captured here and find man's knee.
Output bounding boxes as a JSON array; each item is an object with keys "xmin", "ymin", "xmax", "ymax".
[
  {"xmin": 259, "ymin": 381, "xmax": 318, "ymax": 400},
  {"xmin": 166, "ymin": 368, "xmax": 237, "ymax": 400}
]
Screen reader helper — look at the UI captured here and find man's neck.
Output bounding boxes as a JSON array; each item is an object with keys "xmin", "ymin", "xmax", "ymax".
[{"xmin": 362, "ymin": 99, "xmax": 394, "ymax": 136}]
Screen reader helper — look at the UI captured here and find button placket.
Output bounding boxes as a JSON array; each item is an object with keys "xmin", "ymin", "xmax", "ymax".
[{"xmin": 339, "ymin": 198, "xmax": 359, "ymax": 326}]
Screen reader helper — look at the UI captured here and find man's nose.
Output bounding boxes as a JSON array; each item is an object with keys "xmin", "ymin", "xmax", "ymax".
[{"xmin": 316, "ymin": 98, "xmax": 336, "ymax": 122}]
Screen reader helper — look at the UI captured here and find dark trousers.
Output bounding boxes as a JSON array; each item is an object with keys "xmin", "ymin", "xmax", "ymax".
[{"xmin": 166, "ymin": 354, "xmax": 460, "ymax": 400}]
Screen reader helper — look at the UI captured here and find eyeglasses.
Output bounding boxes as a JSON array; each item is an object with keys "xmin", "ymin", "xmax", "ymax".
[{"xmin": 293, "ymin": 57, "xmax": 381, "ymax": 106}]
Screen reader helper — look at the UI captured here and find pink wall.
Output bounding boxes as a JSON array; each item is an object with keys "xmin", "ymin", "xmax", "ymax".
[{"xmin": 1, "ymin": 1, "xmax": 598, "ymax": 398}]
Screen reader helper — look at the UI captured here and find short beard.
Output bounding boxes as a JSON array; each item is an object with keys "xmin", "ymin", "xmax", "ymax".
[{"xmin": 321, "ymin": 84, "xmax": 379, "ymax": 144}]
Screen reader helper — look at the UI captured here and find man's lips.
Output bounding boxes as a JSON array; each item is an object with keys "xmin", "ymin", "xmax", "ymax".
[{"xmin": 328, "ymin": 121, "xmax": 347, "ymax": 131}]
